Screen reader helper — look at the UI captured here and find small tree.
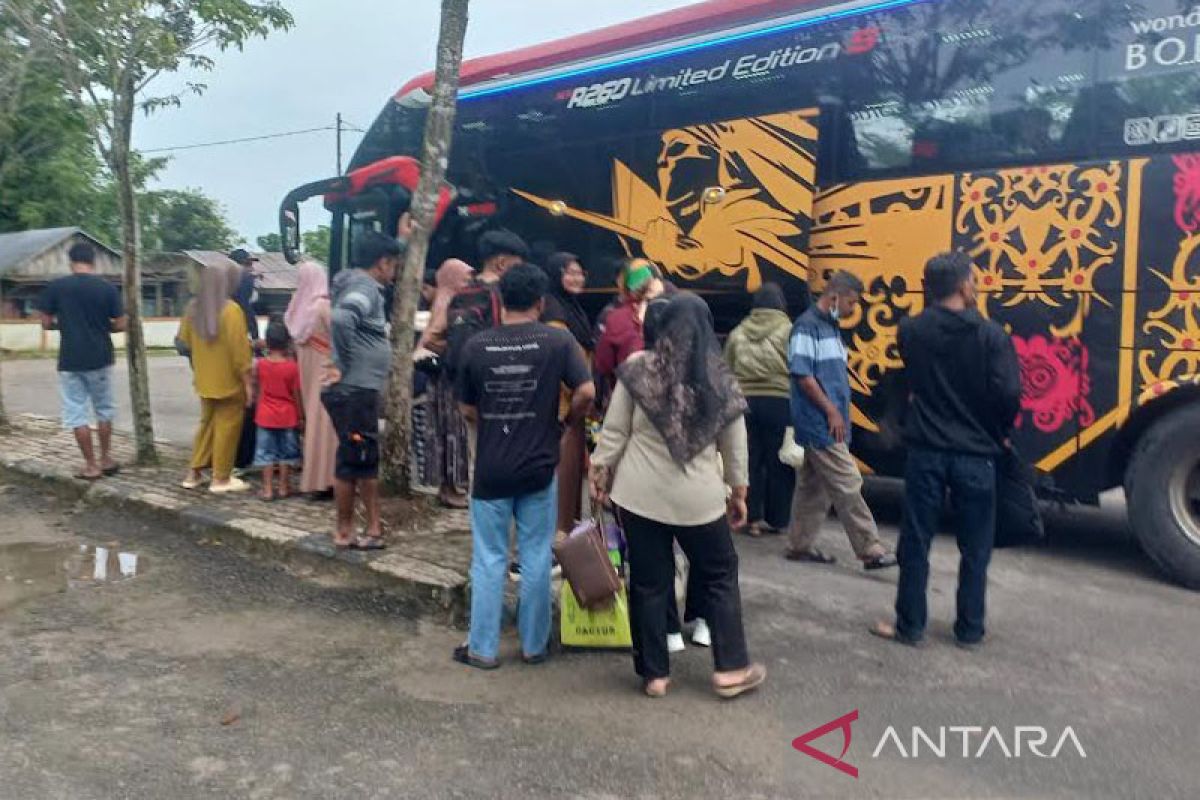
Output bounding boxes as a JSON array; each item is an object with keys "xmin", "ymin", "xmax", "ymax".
[
  {"xmin": 381, "ymin": 0, "xmax": 470, "ymax": 493},
  {"xmin": 13, "ymin": 0, "xmax": 293, "ymax": 463},
  {"xmin": 256, "ymin": 232, "xmax": 283, "ymax": 252}
]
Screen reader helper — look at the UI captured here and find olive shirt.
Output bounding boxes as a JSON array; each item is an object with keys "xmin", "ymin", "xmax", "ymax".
[
  {"xmin": 592, "ymin": 356, "xmax": 749, "ymax": 527},
  {"xmin": 177, "ymin": 301, "xmax": 253, "ymax": 399}
]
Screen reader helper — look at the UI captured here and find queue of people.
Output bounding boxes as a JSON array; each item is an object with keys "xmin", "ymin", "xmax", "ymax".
[{"xmin": 39, "ymin": 222, "xmax": 1019, "ymax": 699}]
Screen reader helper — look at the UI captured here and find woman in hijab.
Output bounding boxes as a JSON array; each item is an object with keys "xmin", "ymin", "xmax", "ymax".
[
  {"xmin": 417, "ymin": 258, "xmax": 475, "ymax": 508},
  {"xmin": 538, "ymin": 252, "xmax": 595, "ymax": 537},
  {"xmin": 285, "ymin": 260, "xmax": 338, "ymax": 498},
  {"xmin": 590, "ymin": 293, "xmax": 765, "ymax": 699},
  {"xmin": 178, "ymin": 264, "xmax": 253, "ymax": 494},
  {"xmin": 724, "ymin": 283, "xmax": 795, "ymax": 536}
]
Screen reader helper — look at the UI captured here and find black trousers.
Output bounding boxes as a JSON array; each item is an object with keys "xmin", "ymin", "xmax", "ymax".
[
  {"xmin": 618, "ymin": 507, "xmax": 750, "ymax": 680},
  {"xmin": 746, "ymin": 395, "xmax": 795, "ymax": 530},
  {"xmin": 665, "ymin": 557, "xmax": 703, "ymax": 634}
]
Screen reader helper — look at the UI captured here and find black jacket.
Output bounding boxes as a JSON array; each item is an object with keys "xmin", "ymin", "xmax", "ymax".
[{"xmin": 898, "ymin": 306, "xmax": 1022, "ymax": 456}]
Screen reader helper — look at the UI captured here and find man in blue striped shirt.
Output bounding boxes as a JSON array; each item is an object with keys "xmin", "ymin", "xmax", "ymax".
[{"xmin": 785, "ymin": 271, "xmax": 896, "ymax": 570}]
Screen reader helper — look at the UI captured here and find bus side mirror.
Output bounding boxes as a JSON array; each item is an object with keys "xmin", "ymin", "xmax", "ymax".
[{"xmin": 281, "ymin": 204, "xmax": 301, "ymax": 265}]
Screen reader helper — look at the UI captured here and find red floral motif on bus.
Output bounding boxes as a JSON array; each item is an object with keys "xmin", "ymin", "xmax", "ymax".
[
  {"xmin": 1013, "ymin": 335, "xmax": 1095, "ymax": 434},
  {"xmin": 1173, "ymin": 154, "xmax": 1200, "ymax": 234}
]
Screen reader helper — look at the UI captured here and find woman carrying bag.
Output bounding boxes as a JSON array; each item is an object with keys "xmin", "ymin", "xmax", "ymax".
[
  {"xmin": 590, "ymin": 293, "xmax": 765, "ymax": 700},
  {"xmin": 539, "ymin": 252, "xmax": 595, "ymax": 539}
]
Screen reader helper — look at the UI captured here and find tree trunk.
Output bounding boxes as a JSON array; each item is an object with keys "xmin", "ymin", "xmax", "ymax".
[
  {"xmin": 0, "ymin": 281, "xmax": 8, "ymax": 431},
  {"xmin": 112, "ymin": 90, "xmax": 156, "ymax": 464},
  {"xmin": 381, "ymin": 0, "xmax": 470, "ymax": 494}
]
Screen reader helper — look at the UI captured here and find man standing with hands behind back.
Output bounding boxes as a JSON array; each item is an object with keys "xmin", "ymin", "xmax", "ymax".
[
  {"xmin": 873, "ymin": 252, "xmax": 1022, "ymax": 650},
  {"xmin": 784, "ymin": 270, "xmax": 896, "ymax": 570},
  {"xmin": 37, "ymin": 242, "xmax": 127, "ymax": 481}
]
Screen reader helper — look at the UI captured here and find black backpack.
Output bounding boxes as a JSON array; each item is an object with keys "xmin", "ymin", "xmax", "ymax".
[{"xmin": 444, "ymin": 281, "xmax": 501, "ymax": 378}]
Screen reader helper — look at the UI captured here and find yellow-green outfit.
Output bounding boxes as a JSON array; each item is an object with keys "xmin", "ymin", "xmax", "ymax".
[{"xmin": 178, "ymin": 301, "xmax": 252, "ymax": 481}]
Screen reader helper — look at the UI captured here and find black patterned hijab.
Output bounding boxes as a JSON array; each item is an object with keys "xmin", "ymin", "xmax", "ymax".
[{"xmin": 618, "ymin": 293, "xmax": 747, "ymax": 466}]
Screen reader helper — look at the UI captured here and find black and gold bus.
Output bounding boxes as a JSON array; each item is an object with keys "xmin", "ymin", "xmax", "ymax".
[{"xmin": 280, "ymin": 0, "xmax": 1200, "ymax": 587}]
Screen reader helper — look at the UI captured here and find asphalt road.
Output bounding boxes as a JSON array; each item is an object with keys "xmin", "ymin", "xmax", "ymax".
[
  {"xmin": 1, "ymin": 480, "xmax": 1197, "ymax": 799},
  {"xmin": 2, "ymin": 355, "xmax": 200, "ymax": 446}
]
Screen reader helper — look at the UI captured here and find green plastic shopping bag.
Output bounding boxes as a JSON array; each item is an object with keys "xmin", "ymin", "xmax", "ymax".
[{"xmin": 560, "ymin": 580, "xmax": 632, "ymax": 649}]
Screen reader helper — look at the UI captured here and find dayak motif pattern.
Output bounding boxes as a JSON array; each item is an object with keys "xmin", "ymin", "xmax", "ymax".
[{"xmin": 959, "ymin": 163, "xmax": 1123, "ymax": 339}]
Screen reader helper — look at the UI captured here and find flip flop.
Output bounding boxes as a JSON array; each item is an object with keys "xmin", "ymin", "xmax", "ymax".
[
  {"xmin": 332, "ymin": 536, "xmax": 354, "ymax": 551},
  {"xmin": 452, "ymin": 644, "xmax": 499, "ymax": 671},
  {"xmin": 713, "ymin": 663, "xmax": 767, "ymax": 700},
  {"xmin": 350, "ymin": 535, "xmax": 387, "ymax": 551},
  {"xmin": 101, "ymin": 465, "xmax": 121, "ymax": 477},
  {"xmin": 643, "ymin": 678, "xmax": 671, "ymax": 698},
  {"xmin": 785, "ymin": 549, "xmax": 837, "ymax": 564},
  {"xmin": 863, "ymin": 553, "xmax": 899, "ymax": 571},
  {"xmin": 74, "ymin": 472, "xmax": 103, "ymax": 481}
]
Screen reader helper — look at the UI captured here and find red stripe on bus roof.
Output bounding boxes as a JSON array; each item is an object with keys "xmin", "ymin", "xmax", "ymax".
[{"xmin": 394, "ymin": 0, "xmax": 821, "ymax": 100}]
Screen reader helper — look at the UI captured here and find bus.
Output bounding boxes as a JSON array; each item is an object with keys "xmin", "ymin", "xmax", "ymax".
[{"xmin": 279, "ymin": 0, "xmax": 1200, "ymax": 588}]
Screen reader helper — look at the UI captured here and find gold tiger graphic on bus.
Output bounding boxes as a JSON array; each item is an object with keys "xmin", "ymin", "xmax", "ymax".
[{"xmin": 513, "ymin": 108, "xmax": 819, "ymax": 291}]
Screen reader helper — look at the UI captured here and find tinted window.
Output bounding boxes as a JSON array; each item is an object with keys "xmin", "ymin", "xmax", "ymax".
[
  {"xmin": 1093, "ymin": 0, "xmax": 1200, "ymax": 157},
  {"xmin": 349, "ymin": 99, "xmax": 427, "ymax": 171},
  {"xmin": 833, "ymin": 0, "xmax": 1103, "ymax": 180}
]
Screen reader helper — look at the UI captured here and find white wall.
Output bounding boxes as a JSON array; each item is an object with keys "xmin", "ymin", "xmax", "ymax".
[
  {"xmin": 0, "ymin": 317, "xmax": 269, "ymax": 352},
  {"xmin": 2, "ymin": 312, "xmax": 430, "ymax": 353}
]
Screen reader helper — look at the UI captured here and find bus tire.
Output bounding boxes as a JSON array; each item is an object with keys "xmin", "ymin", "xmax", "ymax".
[{"xmin": 1125, "ymin": 405, "xmax": 1200, "ymax": 589}]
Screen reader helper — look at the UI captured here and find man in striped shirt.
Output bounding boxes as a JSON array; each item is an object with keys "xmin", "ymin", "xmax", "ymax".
[{"xmin": 784, "ymin": 270, "xmax": 897, "ymax": 570}]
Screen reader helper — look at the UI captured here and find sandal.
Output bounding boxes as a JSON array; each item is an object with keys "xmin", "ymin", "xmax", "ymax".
[
  {"xmin": 74, "ymin": 471, "xmax": 103, "ymax": 481},
  {"xmin": 331, "ymin": 534, "xmax": 354, "ymax": 551},
  {"xmin": 785, "ymin": 548, "xmax": 837, "ymax": 564},
  {"xmin": 743, "ymin": 523, "xmax": 763, "ymax": 538},
  {"xmin": 180, "ymin": 474, "xmax": 206, "ymax": 490},
  {"xmin": 868, "ymin": 621, "xmax": 924, "ymax": 648},
  {"xmin": 101, "ymin": 464, "xmax": 121, "ymax": 477},
  {"xmin": 350, "ymin": 535, "xmax": 387, "ymax": 551},
  {"xmin": 452, "ymin": 644, "xmax": 499, "ymax": 671},
  {"xmin": 713, "ymin": 663, "xmax": 767, "ymax": 700},
  {"xmin": 863, "ymin": 552, "xmax": 898, "ymax": 571},
  {"xmin": 643, "ymin": 678, "xmax": 671, "ymax": 698}
]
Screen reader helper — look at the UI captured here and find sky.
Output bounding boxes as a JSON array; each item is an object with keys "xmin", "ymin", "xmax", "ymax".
[{"xmin": 136, "ymin": 0, "xmax": 699, "ymax": 247}]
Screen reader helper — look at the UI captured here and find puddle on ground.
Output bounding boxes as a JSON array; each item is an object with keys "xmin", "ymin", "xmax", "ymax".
[{"xmin": 0, "ymin": 542, "xmax": 148, "ymax": 612}]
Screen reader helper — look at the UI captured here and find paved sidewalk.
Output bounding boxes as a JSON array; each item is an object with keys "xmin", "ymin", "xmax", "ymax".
[{"xmin": 0, "ymin": 415, "xmax": 471, "ymax": 621}]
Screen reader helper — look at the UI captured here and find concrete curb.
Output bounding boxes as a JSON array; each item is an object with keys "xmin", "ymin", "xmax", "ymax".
[{"xmin": 0, "ymin": 419, "xmax": 469, "ymax": 625}]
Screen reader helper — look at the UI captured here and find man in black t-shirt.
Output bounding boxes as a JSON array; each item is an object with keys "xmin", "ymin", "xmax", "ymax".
[
  {"xmin": 454, "ymin": 263, "xmax": 594, "ymax": 669},
  {"xmin": 36, "ymin": 242, "xmax": 127, "ymax": 480}
]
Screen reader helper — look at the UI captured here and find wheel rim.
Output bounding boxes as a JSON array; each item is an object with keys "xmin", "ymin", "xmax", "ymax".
[{"xmin": 1167, "ymin": 452, "xmax": 1200, "ymax": 549}]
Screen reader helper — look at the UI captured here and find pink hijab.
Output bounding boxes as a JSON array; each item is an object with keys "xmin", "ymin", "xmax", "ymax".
[
  {"xmin": 420, "ymin": 259, "xmax": 475, "ymax": 351},
  {"xmin": 285, "ymin": 260, "xmax": 330, "ymax": 345}
]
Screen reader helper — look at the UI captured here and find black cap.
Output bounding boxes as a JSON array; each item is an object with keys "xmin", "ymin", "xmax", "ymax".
[{"xmin": 228, "ymin": 248, "xmax": 258, "ymax": 266}]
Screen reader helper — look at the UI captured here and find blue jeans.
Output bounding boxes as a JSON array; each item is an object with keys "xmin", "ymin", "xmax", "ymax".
[
  {"xmin": 895, "ymin": 447, "xmax": 996, "ymax": 644},
  {"xmin": 468, "ymin": 479, "xmax": 557, "ymax": 661}
]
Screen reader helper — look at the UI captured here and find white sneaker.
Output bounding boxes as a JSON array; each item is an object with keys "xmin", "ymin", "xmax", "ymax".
[
  {"xmin": 691, "ymin": 618, "xmax": 712, "ymax": 648},
  {"xmin": 667, "ymin": 632, "xmax": 686, "ymax": 653}
]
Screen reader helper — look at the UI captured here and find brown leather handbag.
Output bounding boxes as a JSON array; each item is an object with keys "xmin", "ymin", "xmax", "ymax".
[{"xmin": 553, "ymin": 514, "xmax": 622, "ymax": 611}]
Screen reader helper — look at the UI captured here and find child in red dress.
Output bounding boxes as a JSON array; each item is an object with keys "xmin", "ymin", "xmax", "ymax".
[{"xmin": 253, "ymin": 319, "xmax": 303, "ymax": 500}]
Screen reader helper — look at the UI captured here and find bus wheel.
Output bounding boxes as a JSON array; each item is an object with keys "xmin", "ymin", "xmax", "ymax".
[{"xmin": 1126, "ymin": 405, "xmax": 1200, "ymax": 589}]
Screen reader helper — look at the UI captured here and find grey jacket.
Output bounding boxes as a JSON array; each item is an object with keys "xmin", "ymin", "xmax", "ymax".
[{"xmin": 330, "ymin": 269, "xmax": 391, "ymax": 391}]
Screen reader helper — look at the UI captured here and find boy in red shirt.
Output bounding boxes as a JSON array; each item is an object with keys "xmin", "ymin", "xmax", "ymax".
[{"xmin": 253, "ymin": 319, "xmax": 303, "ymax": 500}]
